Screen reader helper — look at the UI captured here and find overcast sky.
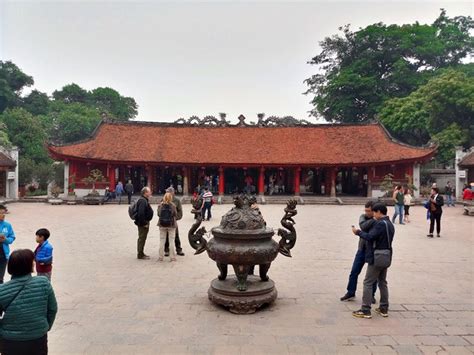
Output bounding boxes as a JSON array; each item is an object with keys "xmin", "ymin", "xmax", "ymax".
[{"xmin": 0, "ymin": 1, "xmax": 471, "ymax": 123}]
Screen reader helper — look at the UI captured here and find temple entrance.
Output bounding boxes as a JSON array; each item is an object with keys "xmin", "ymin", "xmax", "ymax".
[
  {"xmin": 336, "ymin": 167, "xmax": 368, "ymax": 196},
  {"xmin": 224, "ymin": 168, "xmax": 258, "ymax": 194},
  {"xmin": 190, "ymin": 167, "xmax": 219, "ymax": 194},
  {"xmin": 155, "ymin": 166, "xmax": 184, "ymax": 195},
  {"xmin": 301, "ymin": 168, "xmax": 327, "ymax": 195},
  {"xmin": 125, "ymin": 166, "xmax": 147, "ymax": 193},
  {"xmin": 265, "ymin": 168, "xmax": 290, "ymax": 195}
]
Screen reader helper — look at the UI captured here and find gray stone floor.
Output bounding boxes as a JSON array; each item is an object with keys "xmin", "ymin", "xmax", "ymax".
[{"xmin": 6, "ymin": 202, "xmax": 473, "ymax": 354}]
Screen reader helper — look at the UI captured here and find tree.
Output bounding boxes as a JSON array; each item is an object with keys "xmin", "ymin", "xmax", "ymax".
[
  {"xmin": 0, "ymin": 61, "xmax": 34, "ymax": 113},
  {"xmin": 52, "ymin": 83, "xmax": 89, "ymax": 104},
  {"xmin": 0, "ymin": 108, "xmax": 49, "ymax": 163},
  {"xmin": 21, "ymin": 89, "xmax": 50, "ymax": 115},
  {"xmin": 0, "ymin": 122, "xmax": 11, "ymax": 148},
  {"xmin": 89, "ymin": 87, "xmax": 138, "ymax": 120},
  {"xmin": 379, "ymin": 67, "xmax": 474, "ymax": 163},
  {"xmin": 305, "ymin": 10, "xmax": 474, "ymax": 122},
  {"xmin": 45, "ymin": 102, "xmax": 102, "ymax": 144}
]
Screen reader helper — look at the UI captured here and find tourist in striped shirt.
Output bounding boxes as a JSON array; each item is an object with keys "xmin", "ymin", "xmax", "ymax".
[{"xmin": 201, "ymin": 187, "xmax": 213, "ymax": 221}]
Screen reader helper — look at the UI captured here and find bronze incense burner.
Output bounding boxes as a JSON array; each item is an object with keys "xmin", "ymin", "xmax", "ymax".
[{"xmin": 188, "ymin": 195, "xmax": 298, "ymax": 314}]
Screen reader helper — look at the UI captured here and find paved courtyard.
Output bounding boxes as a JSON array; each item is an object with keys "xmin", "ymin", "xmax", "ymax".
[{"xmin": 6, "ymin": 202, "xmax": 474, "ymax": 354}]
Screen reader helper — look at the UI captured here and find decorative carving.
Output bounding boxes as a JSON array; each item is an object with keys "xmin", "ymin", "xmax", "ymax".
[
  {"xmin": 174, "ymin": 114, "xmax": 314, "ymax": 127},
  {"xmin": 277, "ymin": 199, "xmax": 298, "ymax": 257},
  {"xmin": 188, "ymin": 198, "xmax": 298, "ymax": 314},
  {"xmin": 188, "ymin": 197, "xmax": 208, "ymax": 255}
]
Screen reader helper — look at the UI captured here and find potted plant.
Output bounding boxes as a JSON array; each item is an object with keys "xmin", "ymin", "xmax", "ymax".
[
  {"xmin": 48, "ymin": 184, "xmax": 63, "ymax": 205},
  {"xmin": 378, "ymin": 173, "xmax": 396, "ymax": 205},
  {"xmin": 66, "ymin": 174, "xmax": 77, "ymax": 205},
  {"xmin": 82, "ymin": 169, "xmax": 107, "ymax": 205}
]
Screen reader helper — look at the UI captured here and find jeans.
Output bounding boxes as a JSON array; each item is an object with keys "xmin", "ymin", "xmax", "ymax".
[
  {"xmin": 117, "ymin": 193, "xmax": 122, "ymax": 205},
  {"xmin": 160, "ymin": 227, "xmax": 176, "ymax": 258},
  {"xmin": 429, "ymin": 212, "xmax": 442, "ymax": 235},
  {"xmin": 202, "ymin": 202, "xmax": 212, "ymax": 220},
  {"xmin": 0, "ymin": 257, "xmax": 7, "ymax": 284},
  {"xmin": 127, "ymin": 193, "xmax": 133, "ymax": 204},
  {"xmin": 165, "ymin": 225, "xmax": 182, "ymax": 253},
  {"xmin": 362, "ymin": 264, "xmax": 389, "ymax": 311},
  {"xmin": 392, "ymin": 204, "xmax": 404, "ymax": 224},
  {"xmin": 137, "ymin": 225, "xmax": 149, "ymax": 257},
  {"xmin": 446, "ymin": 195, "xmax": 454, "ymax": 206},
  {"xmin": 0, "ymin": 334, "xmax": 48, "ymax": 355},
  {"xmin": 347, "ymin": 249, "xmax": 377, "ymax": 296}
]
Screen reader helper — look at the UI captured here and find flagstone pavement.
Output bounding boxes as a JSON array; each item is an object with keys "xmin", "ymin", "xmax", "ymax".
[{"xmin": 6, "ymin": 202, "xmax": 473, "ymax": 354}]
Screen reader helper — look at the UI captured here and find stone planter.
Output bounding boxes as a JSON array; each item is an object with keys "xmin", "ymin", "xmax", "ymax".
[
  {"xmin": 83, "ymin": 195, "xmax": 104, "ymax": 205},
  {"xmin": 66, "ymin": 194, "xmax": 77, "ymax": 205},
  {"xmin": 48, "ymin": 198, "xmax": 63, "ymax": 205}
]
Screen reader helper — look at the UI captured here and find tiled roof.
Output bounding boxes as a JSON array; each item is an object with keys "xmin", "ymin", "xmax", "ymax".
[
  {"xmin": 0, "ymin": 152, "xmax": 16, "ymax": 168},
  {"xmin": 459, "ymin": 151, "xmax": 474, "ymax": 168},
  {"xmin": 48, "ymin": 121, "xmax": 436, "ymax": 166}
]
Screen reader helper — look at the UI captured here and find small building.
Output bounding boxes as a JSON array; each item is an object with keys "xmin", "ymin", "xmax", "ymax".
[
  {"xmin": 47, "ymin": 116, "xmax": 436, "ymax": 199},
  {"xmin": 456, "ymin": 147, "xmax": 474, "ymax": 198},
  {"xmin": 0, "ymin": 146, "xmax": 19, "ymax": 200}
]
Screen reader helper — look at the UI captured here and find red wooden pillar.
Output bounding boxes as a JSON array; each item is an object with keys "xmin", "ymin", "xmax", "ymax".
[
  {"xmin": 258, "ymin": 166, "xmax": 265, "ymax": 195},
  {"xmin": 108, "ymin": 164, "xmax": 116, "ymax": 191},
  {"xmin": 330, "ymin": 168, "xmax": 337, "ymax": 198},
  {"xmin": 218, "ymin": 166, "xmax": 225, "ymax": 195},
  {"xmin": 294, "ymin": 167, "xmax": 301, "ymax": 196}
]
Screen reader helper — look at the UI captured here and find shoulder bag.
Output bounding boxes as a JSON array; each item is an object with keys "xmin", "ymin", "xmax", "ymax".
[{"xmin": 373, "ymin": 221, "xmax": 392, "ymax": 269}]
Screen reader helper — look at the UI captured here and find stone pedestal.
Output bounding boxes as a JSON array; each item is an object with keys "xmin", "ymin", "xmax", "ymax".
[{"xmin": 208, "ymin": 275, "xmax": 277, "ymax": 314}]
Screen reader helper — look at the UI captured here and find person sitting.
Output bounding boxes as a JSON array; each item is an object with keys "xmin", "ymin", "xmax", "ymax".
[{"xmin": 0, "ymin": 249, "xmax": 57, "ymax": 354}]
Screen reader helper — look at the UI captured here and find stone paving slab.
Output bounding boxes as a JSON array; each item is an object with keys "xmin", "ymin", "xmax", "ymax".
[{"xmin": 6, "ymin": 203, "xmax": 473, "ymax": 354}]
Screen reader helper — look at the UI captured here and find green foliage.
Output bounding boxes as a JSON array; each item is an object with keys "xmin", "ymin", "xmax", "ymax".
[
  {"xmin": 0, "ymin": 108, "xmax": 49, "ymax": 163},
  {"xmin": 45, "ymin": 102, "xmax": 102, "ymax": 144},
  {"xmin": 52, "ymin": 83, "xmax": 89, "ymax": 104},
  {"xmin": 0, "ymin": 122, "xmax": 11, "ymax": 148},
  {"xmin": 380, "ymin": 67, "xmax": 473, "ymax": 163},
  {"xmin": 21, "ymin": 89, "xmax": 50, "ymax": 116},
  {"xmin": 305, "ymin": 9, "xmax": 474, "ymax": 122},
  {"xmin": 0, "ymin": 61, "xmax": 34, "ymax": 113}
]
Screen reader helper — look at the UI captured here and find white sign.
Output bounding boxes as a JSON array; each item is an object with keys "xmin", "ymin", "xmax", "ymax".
[
  {"xmin": 459, "ymin": 170, "xmax": 466, "ymax": 178},
  {"xmin": 7, "ymin": 172, "xmax": 15, "ymax": 180}
]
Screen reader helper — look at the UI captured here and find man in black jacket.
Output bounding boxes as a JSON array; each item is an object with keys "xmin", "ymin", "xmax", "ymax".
[
  {"xmin": 428, "ymin": 187, "xmax": 444, "ymax": 238},
  {"xmin": 351, "ymin": 203, "xmax": 395, "ymax": 319},
  {"xmin": 135, "ymin": 187, "xmax": 154, "ymax": 260},
  {"xmin": 340, "ymin": 200, "xmax": 377, "ymax": 302}
]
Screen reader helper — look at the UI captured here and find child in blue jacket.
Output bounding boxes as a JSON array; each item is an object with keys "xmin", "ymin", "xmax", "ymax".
[{"xmin": 34, "ymin": 228, "xmax": 53, "ymax": 281}]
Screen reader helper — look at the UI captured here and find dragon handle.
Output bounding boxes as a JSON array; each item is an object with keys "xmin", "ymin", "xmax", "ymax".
[
  {"xmin": 277, "ymin": 199, "xmax": 298, "ymax": 257},
  {"xmin": 188, "ymin": 197, "xmax": 208, "ymax": 255}
]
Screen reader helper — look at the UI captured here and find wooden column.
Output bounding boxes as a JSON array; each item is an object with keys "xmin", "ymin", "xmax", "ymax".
[
  {"xmin": 330, "ymin": 168, "xmax": 337, "ymax": 198},
  {"xmin": 258, "ymin": 166, "xmax": 265, "ymax": 195},
  {"xmin": 182, "ymin": 166, "xmax": 189, "ymax": 196},
  {"xmin": 108, "ymin": 164, "xmax": 116, "ymax": 191},
  {"xmin": 294, "ymin": 167, "xmax": 301, "ymax": 196},
  {"xmin": 218, "ymin": 166, "xmax": 225, "ymax": 196}
]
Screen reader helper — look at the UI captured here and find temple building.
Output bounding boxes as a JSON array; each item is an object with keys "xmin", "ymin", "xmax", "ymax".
[{"xmin": 48, "ymin": 115, "xmax": 436, "ymax": 200}]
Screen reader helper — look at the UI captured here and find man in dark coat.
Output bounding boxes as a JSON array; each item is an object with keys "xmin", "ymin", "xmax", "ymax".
[
  {"xmin": 428, "ymin": 187, "xmax": 444, "ymax": 238},
  {"xmin": 125, "ymin": 180, "xmax": 134, "ymax": 204},
  {"xmin": 135, "ymin": 187, "xmax": 154, "ymax": 259}
]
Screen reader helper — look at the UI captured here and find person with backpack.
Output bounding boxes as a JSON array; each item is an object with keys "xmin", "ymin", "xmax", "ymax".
[
  {"xmin": 391, "ymin": 185, "xmax": 405, "ymax": 225},
  {"xmin": 130, "ymin": 187, "xmax": 154, "ymax": 259},
  {"xmin": 427, "ymin": 187, "xmax": 444, "ymax": 238},
  {"xmin": 351, "ymin": 203, "xmax": 395, "ymax": 319},
  {"xmin": 125, "ymin": 180, "xmax": 134, "ymax": 205},
  {"xmin": 157, "ymin": 192, "xmax": 178, "ymax": 261},
  {"xmin": 115, "ymin": 181, "xmax": 124, "ymax": 205}
]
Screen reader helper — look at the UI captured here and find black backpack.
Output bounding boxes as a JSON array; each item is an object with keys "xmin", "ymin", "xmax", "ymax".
[
  {"xmin": 159, "ymin": 204, "xmax": 173, "ymax": 227},
  {"xmin": 128, "ymin": 198, "xmax": 141, "ymax": 220}
]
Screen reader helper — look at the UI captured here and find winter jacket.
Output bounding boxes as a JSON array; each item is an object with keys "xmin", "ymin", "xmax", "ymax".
[
  {"xmin": 134, "ymin": 197, "xmax": 154, "ymax": 227},
  {"xmin": 0, "ymin": 221, "xmax": 15, "ymax": 259},
  {"xmin": 172, "ymin": 196, "xmax": 183, "ymax": 221},
  {"xmin": 430, "ymin": 194, "xmax": 444, "ymax": 214},
  {"xmin": 125, "ymin": 183, "xmax": 134, "ymax": 194},
  {"xmin": 0, "ymin": 274, "xmax": 57, "ymax": 341},
  {"xmin": 35, "ymin": 240, "xmax": 53, "ymax": 273},
  {"xmin": 157, "ymin": 203, "xmax": 178, "ymax": 228},
  {"xmin": 358, "ymin": 214, "xmax": 376, "ymax": 251},
  {"xmin": 357, "ymin": 216, "xmax": 395, "ymax": 265}
]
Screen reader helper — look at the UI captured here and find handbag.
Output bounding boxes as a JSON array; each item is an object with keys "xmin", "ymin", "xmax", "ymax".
[
  {"xmin": 0, "ymin": 279, "xmax": 31, "ymax": 319},
  {"xmin": 373, "ymin": 220, "xmax": 392, "ymax": 268}
]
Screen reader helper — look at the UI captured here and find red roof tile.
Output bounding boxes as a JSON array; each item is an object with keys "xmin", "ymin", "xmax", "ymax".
[
  {"xmin": 48, "ymin": 121, "xmax": 436, "ymax": 166},
  {"xmin": 459, "ymin": 151, "xmax": 474, "ymax": 168}
]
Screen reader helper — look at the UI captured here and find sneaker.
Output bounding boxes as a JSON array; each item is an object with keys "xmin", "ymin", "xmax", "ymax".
[
  {"xmin": 164, "ymin": 251, "xmax": 170, "ymax": 257},
  {"xmin": 137, "ymin": 254, "xmax": 150, "ymax": 260},
  {"xmin": 437, "ymin": 234, "xmax": 441, "ymax": 238},
  {"xmin": 400, "ymin": 222, "xmax": 405, "ymax": 225},
  {"xmin": 340, "ymin": 293, "xmax": 355, "ymax": 302},
  {"xmin": 177, "ymin": 251, "xmax": 185, "ymax": 256},
  {"xmin": 375, "ymin": 308, "xmax": 388, "ymax": 317},
  {"xmin": 427, "ymin": 234, "xmax": 433, "ymax": 238},
  {"xmin": 372, "ymin": 296, "xmax": 376, "ymax": 304},
  {"xmin": 352, "ymin": 309, "xmax": 372, "ymax": 319}
]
